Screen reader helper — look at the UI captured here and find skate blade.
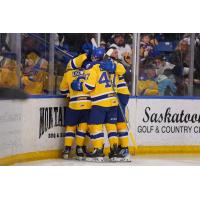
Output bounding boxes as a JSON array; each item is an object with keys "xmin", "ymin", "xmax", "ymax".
[
  {"xmin": 109, "ymin": 156, "xmax": 132, "ymax": 162},
  {"xmin": 109, "ymin": 157, "xmax": 120, "ymax": 162},
  {"xmin": 86, "ymin": 157, "xmax": 104, "ymax": 162},
  {"xmin": 95, "ymin": 157, "xmax": 104, "ymax": 162},
  {"xmin": 76, "ymin": 156, "xmax": 85, "ymax": 161},
  {"xmin": 120, "ymin": 158, "xmax": 132, "ymax": 162},
  {"xmin": 118, "ymin": 156, "xmax": 132, "ymax": 162},
  {"xmin": 85, "ymin": 157, "xmax": 93, "ymax": 162}
]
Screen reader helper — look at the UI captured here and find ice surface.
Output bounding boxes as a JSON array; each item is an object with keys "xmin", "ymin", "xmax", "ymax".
[{"xmin": 14, "ymin": 154, "xmax": 200, "ymax": 166}]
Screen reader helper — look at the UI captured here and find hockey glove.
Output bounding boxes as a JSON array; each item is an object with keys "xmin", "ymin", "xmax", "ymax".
[
  {"xmin": 71, "ymin": 79, "xmax": 83, "ymax": 91},
  {"xmin": 100, "ymin": 59, "xmax": 116, "ymax": 73}
]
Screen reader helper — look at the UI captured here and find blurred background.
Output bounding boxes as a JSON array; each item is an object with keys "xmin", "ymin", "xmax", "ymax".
[{"xmin": 0, "ymin": 33, "xmax": 199, "ymax": 97}]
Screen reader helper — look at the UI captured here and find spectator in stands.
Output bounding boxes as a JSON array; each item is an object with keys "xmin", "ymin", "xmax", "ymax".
[
  {"xmin": 193, "ymin": 35, "xmax": 200, "ymax": 96},
  {"xmin": 22, "ymin": 35, "xmax": 40, "ymax": 55},
  {"xmin": 138, "ymin": 64, "xmax": 159, "ymax": 96},
  {"xmin": 108, "ymin": 45, "xmax": 132, "ymax": 90},
  {"xmin": 0, "ymin": 53, "xmax": 19, "ymax": 88},
  {"xmin": 170, "ymin": 40, "xmax": 190, "ymax": 77},
  {"xmin": 150, "ymin": 35, "xmax": 160, "ymax": 56},
  {"xmin": 150, "ymin": 35, "xmax": 159, "ymax": 47},
  {"xmin": 21, "ymin": 51, "xmax": 48, "ymax": 95},
  {"xmin": 153, "ymin": 55, "xmax": 177, "ymax": 96},
  {"xmin": 154, "ymin": 33, "xmax": 166, "ymax": 42},
  {"xmin": 140, "ymin": 34, "xmax": 155, "ymax": 63},
  {"xmin": 0, "ymin": 34, "xmax": 10, "ymax": 53},
  {"xmin": 169, "ymin": 40, "xmax": 190, "ymax": 95},
  {"xmin": 22, "ymin": 51, "xmax": 38, "ymax": 75},
  {"xmin": 110, "ymin": 33, "xmax": 132, "ymax": 68},
  {"xmin": 110, "ymin": 34, "xmax": 132, "ymax": 90},
  {"xmin": 100, "ymin": 40, "xmax": 107, "ymax": 49},
  {"xmin": 154, "ymin": 55, "xmax": 176, "ymax": 82},
  {"xmin": 156, "ymin": 69, "xmax": 177, "ymax": 96}
]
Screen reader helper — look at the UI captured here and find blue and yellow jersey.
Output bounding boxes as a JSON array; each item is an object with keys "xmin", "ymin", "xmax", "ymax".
[
  {"xmin": 60, "ymin": 53, "xmax": 91, "ymax": 110},
  {"xmin": 116, "ymin": 75, "xmax": 130, "ymax": 95},
  {"xmin": 113, "ymin": 61, "xmax": 130, "ymax": 96},
  {"xmin": 21, "ymin": 67, "xmax": 48, "ymax": 95},
  {"xmin": 138, "ymin": 79, "xmax": 159, "ymax": 96},
  {"xmin": 82, "ymin": 62, "xmax": 118, "ymax": 108},
  {"xmin": 66, "ymin": 53, "xmax": 87, "ymax": 70}
]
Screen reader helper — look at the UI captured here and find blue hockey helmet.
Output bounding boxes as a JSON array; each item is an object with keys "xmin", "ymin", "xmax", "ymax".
[{"xmin": 91, "ymin": 47, "xmax": 105, "ymax": 61}]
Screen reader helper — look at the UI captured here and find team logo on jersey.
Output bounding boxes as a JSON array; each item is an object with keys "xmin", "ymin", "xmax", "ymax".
[{"xmin": 72, "ymin": 70, "xmax": 84, "ymax": 77}]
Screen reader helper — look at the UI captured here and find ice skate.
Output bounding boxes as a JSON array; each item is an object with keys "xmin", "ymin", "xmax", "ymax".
[
  {"xmin": 62, "ymin": 146, "xmax": 71, "ymax": 160},
  {"xmin": 86, "ymin": 148, "xmax": 105, "ymax": 162},
  {"xmin": 109, "ymin": 144, "xmax": 119, "ymax": 162},
  {"xmin": 117, "ymin": 147, "xmax": 131, "ymax": 162},
  {"xmin": 76, "ymin": 146, "xmax": 85, "ymax": 161}
]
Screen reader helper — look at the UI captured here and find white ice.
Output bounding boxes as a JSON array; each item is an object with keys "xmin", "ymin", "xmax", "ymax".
[{"xmin": 14, "ymin": 154, "xmax": 200, "ymax": 166}]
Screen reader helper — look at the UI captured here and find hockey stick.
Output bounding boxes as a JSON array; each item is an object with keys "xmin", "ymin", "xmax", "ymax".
[
  {"xmin": 108, "ymin": 72, "xmax": 138, "ymax": 151},
  {"xmin": 91, "ymin": 38, "xmax": 98, "ymax": 49}
]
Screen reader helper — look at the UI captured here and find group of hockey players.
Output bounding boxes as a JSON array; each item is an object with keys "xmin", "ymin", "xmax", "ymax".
[{"xmin": 59, "ymin": 44, "xmax": 131, "ymax": 162}]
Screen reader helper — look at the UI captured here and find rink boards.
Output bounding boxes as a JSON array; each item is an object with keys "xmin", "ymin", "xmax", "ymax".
[{"xmin": 1, "ymin": 95, "xmax": 200, "ymax": 165}]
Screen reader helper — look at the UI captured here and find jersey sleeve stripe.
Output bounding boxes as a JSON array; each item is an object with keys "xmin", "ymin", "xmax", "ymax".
[
  {"xmin": 84, "ymin": 83, "xmax": 95, "ymax": 91},
  {"xmin": 91, "ymin": 93, "xmax": 115, "ymax": 102},
  {"xmin": 117, "ymin": 83, "xmax": 127, "ymax": 88},
  {"xmin": 119, "ymin": 76, "xmax": 125, "ymax": 80},
  {"xmin": 60, "ymin": 90, "xmax": 69, "ymax": 95},
  {"xmin": 71, "ymin": 59, "xmax": 77, "ymax": 69},
  {"xmin": 70, "ymin": 96, "xmax": 91, "ymax": 102}
]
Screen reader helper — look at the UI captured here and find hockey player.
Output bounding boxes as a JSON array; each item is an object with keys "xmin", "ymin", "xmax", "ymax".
[
  {"xmin": 60, "ymin": 53, "xmax": 91, "ymax": 160},
  {"xmin": 101, "ymin": 47, "xmax": 131, "ymax": 161},
  {"xmin": 71, "ymin": 47, "xmax": 119, "ymax": 162}
]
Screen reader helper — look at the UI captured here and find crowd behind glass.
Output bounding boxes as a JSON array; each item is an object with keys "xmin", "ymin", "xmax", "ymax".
[{"xmin": 0, "ymin": 33, "xmax": 199, "ymax": 97}]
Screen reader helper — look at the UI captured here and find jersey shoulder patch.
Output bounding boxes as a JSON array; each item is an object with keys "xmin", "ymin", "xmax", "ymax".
[{"xmin": 84, "ymin": 61, "xmax": 101, "ymax": 70}]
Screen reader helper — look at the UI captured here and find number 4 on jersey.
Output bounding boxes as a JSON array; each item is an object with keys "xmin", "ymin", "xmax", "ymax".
[{"xmin": 99, "ymin": 71, "xmax": 116, "ymax": 88}]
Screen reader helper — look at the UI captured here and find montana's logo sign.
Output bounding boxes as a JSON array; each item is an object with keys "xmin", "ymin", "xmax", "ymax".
[{"xmin": 39, "ymin": 107, "xmax": 65, "ymax": 138}]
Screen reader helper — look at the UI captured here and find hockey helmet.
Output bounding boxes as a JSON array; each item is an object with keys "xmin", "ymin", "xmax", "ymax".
[{"xmin": 91, "ymin": 47, "xmax": 105, "ymax": 61}]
